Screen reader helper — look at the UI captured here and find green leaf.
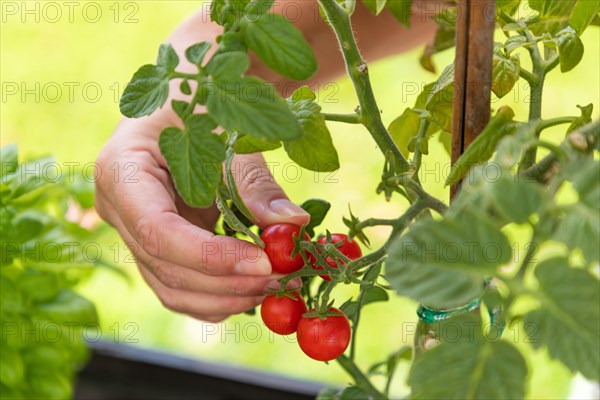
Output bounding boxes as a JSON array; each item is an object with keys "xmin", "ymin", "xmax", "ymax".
[
  {"xmin": 291, "ymin": 85, "xmax": 317, "ymax": 102},
  {"xmin": 489, "ymin": 172, "xmax": 547, "ymax": 224},
  {"xmin": 206, "ymin": 51, "xmax": 250, "ymax": 81},
  {"xmin": 211, "ymin": 0, "xmax": 225, "ymax": 24},
  {"xmin": 301, "ymin": 199, "xmax": 331, "ymax": 237},
  {"xmin": 554, "ymin": 201, "xmax": 599, "ymax": 262},
  {"xmin": 339, "ymin": 386, "xmax": 369, "ymax": 400},
  {"xmin": 492, "ymin": 53, "xmax": 521, "ymax": 98},
  {"xmin": 340, "ymin": 300, "xmax": 359, "ymax": 320},
  {"xmin": 7, "ymin": 157, "xmax": 55, "ymax": 200},
  {"xmin": 185, "ymin": 42, "xmax": 212, "ymax": 66},
  {"xmin": 524, "ymin": 258, "xmax": 599, "ymax": 380},
  {"xmin": 505, "ymin": 35, "xmax": 527, "ymax": 54},
  {"xmin": 570, "ymin": 158, "xmax": 599, "ymax": 209},
  {"xmin": 156, "ymin": 43, "xmax": 179, "ymax": 72},
  {"xmin": 363, "ymin": 0, "xmax": 387, "ymax": 15},
  {"xmin": 420, "ymin": 6, "xmax": 457, "ymax": 73},
  {"xmin": 217, "ymin": 31, "xmax": 247, "ymax": 53},
  {"xmin": 33, "ymin": 289, "xmax": 98, "ymax": 325},
  {"xmin": 425, "ymin": 64, "xmax": 454, "ymax": 132},
  {"xmin": 211, "ymin": 0, "xmax": 249, "ymax": 25},
  {"xmin": 172, "ymin": 99, "xmax": 190, "ymax": 120},
  {"xmin": 0, "ymin": 276, "xmax": 23, "ymax": 315},
  {"xmin": 555, "ymin": 27, "xmax": 584, "ymax": 72},
  {"xmin": 567, "ymin": 103, "xmax": 593, "ymax": 133},
  {"xmin": 446, "ymin": 106, "xmax": 517, "ymax": 186},
  {"xmin": 245, "ymin": 0, "xmax": 275, "ymax": 17},
  {"xmin": 570, "ymin": 0, "xmax": 600, "ymax": 35},
  {"xmin": 233, "ymin": 136, "xmax": 281, "ymax": 154},
  {"xmin": 409, "ymin": 317, "xmax": 527, "ymax": 399},
  {"xmin": 180, "ymin": 80, "xmax": 192, "ymax": 95},
  {"xmin": 0, "ymin": 347, "xmax": 24, "ymax": 387},
  {"xmin": 386, "ymin": 209, "xmax": 512, "ymax": 309},
  {"xmin": 362, "ymin": 286, "xmax": 389, "ymax": 305},
  {"xmin": 18, "ymin": 270, "xmax": 59, "ymax": 303},
  {"xmin": 388, "ymin": 108, "xmax": 421, "ymax": 157},
  {"xmin": 284, "ymin": 99, "xmax": 339, "ymax": 172},
  {"xmin": 159, "ymin": 118, "xmax": 226, "ymax": 208},
  {"xmin": 242, "ymin": 14, "xmax": 317, "ymax": 80},
  {"xmin": 387, "ymin": 0, "xmax": 414, "ymax": 26},
  {"xmin": 206, "ymin": 77, "xmax": 303, "ymax": 140},
  {"xmin": 497, "ymin": 0, "xmax": 521, "ymax": 14},
  {"xmin": 120, "ymin": 64, "xmax": 169, "ymax": 118},
  {"xmin": 216, "ymin": 184, "xmax": 264, "ymax": 246},
  {"xmin": 27, "ymin": 372, "xmax": 72, "ymax": 400},
  {"xmin": 0, "ymin": 144, "xmax": 18, "ymax": 178},
  {"xmin": 528, "ymin": 0, "xmax": 577, "ymax": 35}
]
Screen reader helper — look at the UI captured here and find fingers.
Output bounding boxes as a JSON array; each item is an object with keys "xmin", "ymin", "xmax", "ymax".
[
  {"xmin": 138, "ymin": 266, "xmax": 265, "ymax": 320},
  {"xmin": 104, "ymin": 152, "xmax": 271, "ymax": 277},
  {"xmin": 233, "ymin": 153, "xmax": 310, "ymax": 228}
]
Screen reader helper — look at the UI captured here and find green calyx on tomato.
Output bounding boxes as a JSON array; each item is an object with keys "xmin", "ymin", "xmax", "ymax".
[{"xmin": 312, "ymin": 233, "xmax": 362, "ymax": 281}]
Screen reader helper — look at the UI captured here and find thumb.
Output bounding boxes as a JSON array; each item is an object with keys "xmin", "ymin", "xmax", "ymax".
[{"xmin": 233, "ymin": 153, "xmax": 310, "ymax": 228}]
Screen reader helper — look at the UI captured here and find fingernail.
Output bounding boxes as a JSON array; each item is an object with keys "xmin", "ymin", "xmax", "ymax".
[
  {"xmin": 235, "ymin": 253, "xmax": 271, "ymax": 276},
  {"xmin": 269, "ymin": 199, "xmax": 309, "ymax": 219},
  {"xmin": 264, "ymin": 280, "xmax": 283, "ymax": 291}
]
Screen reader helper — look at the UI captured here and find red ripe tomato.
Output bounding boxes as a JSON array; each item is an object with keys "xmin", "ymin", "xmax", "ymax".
[
  {"xmin": 261, "ymin": 224, "xmax": 309, "ymax": 274},
  {"xmin": 296, "ymin": 308, "xmax": 351, "ymax": 361},
  {"xmin": 313, "ymin": 234, "xmax": 362, "ymax": 281},
  {"xmin": 260, "ymin": 292, "xmax": 307, "ymax": 335}
]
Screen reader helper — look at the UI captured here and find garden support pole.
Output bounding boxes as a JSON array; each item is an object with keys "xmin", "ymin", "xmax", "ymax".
[{"xmin": 451, "ymin": 0, "xmax": 496, "ymax": 199}]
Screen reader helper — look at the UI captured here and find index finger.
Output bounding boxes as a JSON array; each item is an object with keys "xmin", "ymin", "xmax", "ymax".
[{"xmin": 113, "ymin": 155, "xmax": 271, "ymax": 277}]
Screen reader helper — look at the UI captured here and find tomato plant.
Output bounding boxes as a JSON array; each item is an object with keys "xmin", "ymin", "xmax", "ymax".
[
  {"xmin": 297, "ymin": 308, "xmax": 352, "ymax": 362},
  {"xmin": 313, "ymin": 234, "xmax": 362, "ymax": 281},
  {"xmin": 260, "ymin": 292, "xmax": 307, "ymax": 335},
  {"xmin": 119, "ymin": 0, "xmax": 599, "ymax": 398},
  {"xmin": 261, "ymin": 223, "xmax": 309, "ymax": 274}
]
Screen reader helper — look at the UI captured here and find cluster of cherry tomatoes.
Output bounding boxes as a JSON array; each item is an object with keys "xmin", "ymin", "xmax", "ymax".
[{"xmin": 258, "ymin": 223, "xmax": 362, "ymax": 362}]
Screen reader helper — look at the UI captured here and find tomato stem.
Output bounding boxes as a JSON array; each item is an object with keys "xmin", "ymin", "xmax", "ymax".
[
  {"xmin": 317, "ymin": 0, "xmax": 412, "ymax": 175},
  {"xmin": 322, "ymin": 112, "xmax": 363, "ymax": 124},
  {"xmin": 336, "ymin": 355, "xmax": 384, "ymax": 399}
]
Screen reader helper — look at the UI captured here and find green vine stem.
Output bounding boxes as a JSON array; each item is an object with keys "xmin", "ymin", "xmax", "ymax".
[
  {"xmin": 518, "ymin": 29, "xmax": 561, "ymax": 171},
  {"xmin": 523, "ymin": 119, "xmax": 600, "ymax": 181},
  {"xmin": 317, "ymin": 0, "xmax": 411, "ymax": 174},
  {"xmin": 412, "ymin": 118, "xmax": 431, "ymax": 178},
  {"xmin": 337, "ymin": 355, "xmax": 384, "ymax": 398},
  {"xmin": 536, "ymin": 116, "xmax": 578, "ymax": 132},
  {"xmin": 322, "ymin": 112, "xmax": 363, "ymax": 124}
]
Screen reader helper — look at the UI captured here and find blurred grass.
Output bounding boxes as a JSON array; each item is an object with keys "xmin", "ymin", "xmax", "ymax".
[{"xmin": 2, "ymin": 1, "xmax": 598, "ymax": 398}]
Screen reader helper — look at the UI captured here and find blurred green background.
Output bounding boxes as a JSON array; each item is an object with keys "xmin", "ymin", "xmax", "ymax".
[{"xmin": 2, "ymin": 1, "xmax": 598, "ymax": 398}]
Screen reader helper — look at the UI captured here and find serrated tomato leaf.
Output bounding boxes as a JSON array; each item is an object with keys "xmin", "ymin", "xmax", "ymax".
[{"xmin": 120, "ymin": 64, "xmax": 169, "ymax": 118}]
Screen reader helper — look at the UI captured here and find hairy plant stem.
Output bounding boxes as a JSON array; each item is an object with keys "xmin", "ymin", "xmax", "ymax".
[
  {"xmin": 318, "ymin": 0, "xmax": 411, "ymax": 174},
  {"xmin": 337, "ymin": 355, "xmax": 384, "ymax": 399},
  {"xmin": 322, "ymin": 112, "xmax": 363, "ymax": 124},
  {"xmin": 412, "ymin": 119, "xmax": 431, "ymax": 179},
  {"xmin": 518, "ymin": 29, "xmax": 562, "ymax": 171},
  {"xmin": 523, "ymin": 119, "xmax": 600, "ymax": 181},
  {"xmin": 536, "ymin": 116, "xmax": 578, "ymax": 132}
]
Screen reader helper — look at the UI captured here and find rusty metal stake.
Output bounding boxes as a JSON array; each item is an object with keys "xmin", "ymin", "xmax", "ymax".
[{"xmin": 451, "ymin": 0, "xmax": 496, "ymax": 200}]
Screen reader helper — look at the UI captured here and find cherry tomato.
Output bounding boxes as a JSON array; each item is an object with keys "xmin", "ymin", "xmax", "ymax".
[
  {"xmin": 313, "ymin": 234, "xmax": 362, "ymax": 281},
  {"xmin": 260, "ymin": 292, "xmax": 307, "ymax": 335},
  {"xmin": 261, "ymin": 224, "xmax": 309, "ymax": 274},
  {"xmin": 296, "ymin": 308, "xmax": 351, "ymax": 361}
]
